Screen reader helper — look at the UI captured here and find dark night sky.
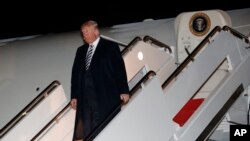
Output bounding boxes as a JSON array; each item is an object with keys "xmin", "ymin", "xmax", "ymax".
[{"xmin": 0, "ymin": 1, "xmax": 248, "ymax": 40}]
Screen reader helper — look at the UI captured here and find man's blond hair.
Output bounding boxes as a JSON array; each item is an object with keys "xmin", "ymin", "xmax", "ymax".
[{"xmin": 81, "ymin": 20, "xmax": 99, "ymax": 29}]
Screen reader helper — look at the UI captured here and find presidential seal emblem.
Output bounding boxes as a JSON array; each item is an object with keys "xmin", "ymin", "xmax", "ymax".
[{"xmin": 189, "ymin": 12, "xmax": 211, "ymax": 36}]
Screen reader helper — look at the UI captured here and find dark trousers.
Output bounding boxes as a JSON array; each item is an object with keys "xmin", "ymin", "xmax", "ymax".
[{"xmin": 73, "ymin": 69, "xmax": 102, "ymax": 140}]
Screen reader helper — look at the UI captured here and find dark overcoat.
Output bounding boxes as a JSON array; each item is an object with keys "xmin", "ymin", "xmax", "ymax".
[{"xmin": 71, "ymin": 37, "xmax": 129, "ymax": 138}]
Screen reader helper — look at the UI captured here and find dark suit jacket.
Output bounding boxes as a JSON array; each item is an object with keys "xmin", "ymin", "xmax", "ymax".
[{"xmin": 71, "ymin": 37, "xmax": 129, "ymax": 116}]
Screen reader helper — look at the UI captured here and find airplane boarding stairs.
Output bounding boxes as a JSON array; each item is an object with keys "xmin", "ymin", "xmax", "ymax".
[
  {"xmin": 162, "ymin": 26, "xmax": 250, "ymax": 141},
  {"xmin": 1, "ymin": 26, "xmax": 250, "ymax": 141},
  {"xmin": 0, "ymin": 35, "xmax": 176, "ymax": 140},
  {"xmin": 34, "ymin": 26, "xmax": 250, "ymax": 141},
  {"xmin": 92, "ymin": 26, "xmax": 250, "ymax": 141}
]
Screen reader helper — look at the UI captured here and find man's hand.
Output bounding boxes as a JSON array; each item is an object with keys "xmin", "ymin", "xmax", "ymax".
[
  {"xmin": 120, "ymin": 94, "xmax": 130, "ymax": 104},
  {"xmin": 70, "ymin": 99, "xmax": 77, "ymax": 110}
]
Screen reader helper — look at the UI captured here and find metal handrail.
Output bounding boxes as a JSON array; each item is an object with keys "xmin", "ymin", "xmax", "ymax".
[
  {"xmin": 121, "ymin": 36, "xmax": 142, "ymax": 56},
  {"xmin": 143, "ymin": 35, "xmax": 172, "ymax": 53},
  {"xmin": 0, "ymin": 80, "xmax": 60, "ymax": 138},
  {"xmin": 31, "ymin": 103, "xmax": 71, "ymax": 141},
  {"xmin": 161, "ymin": 26, "xmax": 221, "ymax": 89},
  {"xmin": 223, "ymin": 26, "xmax": 249, "ymax": 44}
]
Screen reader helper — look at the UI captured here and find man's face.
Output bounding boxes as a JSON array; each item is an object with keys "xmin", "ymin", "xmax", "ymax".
[{"xmin": 81, "ymin": 25, "xmax": 97, "ymax": 44}]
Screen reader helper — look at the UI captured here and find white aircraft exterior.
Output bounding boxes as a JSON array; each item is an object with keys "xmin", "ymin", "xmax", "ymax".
[{"xmin": 0, "ymin": 8, "xmax": 250, "ymax": 141}]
